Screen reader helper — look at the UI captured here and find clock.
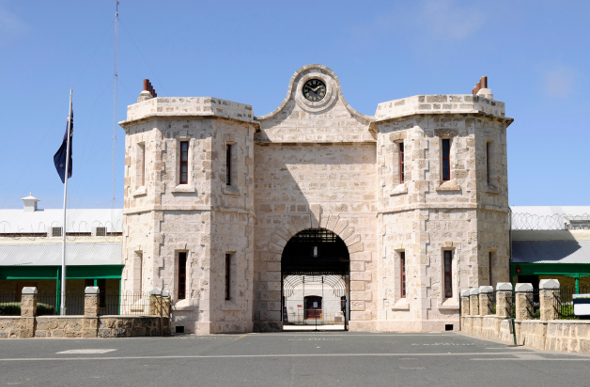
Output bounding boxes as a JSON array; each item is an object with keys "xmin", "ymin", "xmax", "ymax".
[{"xmin": 302, "ymin": 79, "xmax": 326, "ymax": 102}]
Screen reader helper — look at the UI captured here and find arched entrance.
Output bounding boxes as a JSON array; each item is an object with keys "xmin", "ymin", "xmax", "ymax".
[{"xmin": 281, "ymin": 229, "xmax": 350, "ymax": 330}]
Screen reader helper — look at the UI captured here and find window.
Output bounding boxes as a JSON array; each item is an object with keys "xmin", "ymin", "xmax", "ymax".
[
  {"xmin": 398, "ymin": 142, "xmax": 405, "ymax": 184},
  {"xmin": 444, "ymin": 250, "xmax": 453, "ymax": 298},
  {"xmin": 137, "ymin": 251, "xmax": 143, "ymax": 294},
  {"xmin": 400, "ymin": 251, "xmax": 406, "ymax": 298},
  {"xmin": 138, "ymin": 143, "xmax": 146, "ymax": 187},
  {"xmin": 225, "ymin": 253, "xmax": 231, "ymax": 301},
  {"xmin": 486, "ymin": 140, "xmax": 492, "ymax": 186},
  {"xmin": 226, "ymin": 144, "xmax": 232, "ymax": 186},
  {"xmin": 442, "ymin": 139, "xmax": 451, "ymax": 181},
  {"xmin": 52, "ymin": 227, "xmax": 62, "ymax": 237},
  {"xmin": 488, "ymin": 251, "xmax": 494, "ymax": 287},
  {"xmin": 95, "ymin": 227, "xmax": 107, "ymax": 237},
  {"xmin": 179, "ymin": 141, "xmax": 189, "ymax": 184},
  {"xmin": 178, "ymin": 252, "xmax": 187, "ymax": 300}
]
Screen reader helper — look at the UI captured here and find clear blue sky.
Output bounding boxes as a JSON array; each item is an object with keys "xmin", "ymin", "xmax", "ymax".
[{"xmin": 1, "ymin": 0, "xmax": 588, "ymax": 210}]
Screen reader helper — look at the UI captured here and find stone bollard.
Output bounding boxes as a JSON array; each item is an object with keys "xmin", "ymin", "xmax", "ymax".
[
  {"xmin": 515, "ymin": 283, "xmax": 533, "ymax": 320},
  {"xmin": 84, "ymin": 287, "xmax": 100, "ymax": 317},
  {"xmin": 20, "ymin": 287, "xmax": 37, "ymax": 339},
  {"xmin": 83, "ymin": 287, "xmax": 100, "ymax": 338},
  {"xmin": 479, "ymin": 286, "xmax": 494, "ymax": 316},
  {"xmin": 469, "ymin": 288, "xmax": 480, "ymax": 315},
  {"xmin": 20, "ymin": 287, "xmax": 38, "ymax": 317},
  {"xmin": 539, "ymin": 279, "xmax": 560, "ymax": 321},
  {"xmin": 149, "ymin": 288, "xmax": 161, "ymax": 316},
  {"xmin": 495, "ymin": 282, "xmax": 513, "ymax": 318},
  {"xmin": 460, "ymin": 290, "xmax": 470, "ymax": 316}
]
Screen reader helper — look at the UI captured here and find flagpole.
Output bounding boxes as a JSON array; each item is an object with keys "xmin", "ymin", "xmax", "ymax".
[{"xmin": 60, "ymin": 89, "xmax": 73, "ymax": 316}]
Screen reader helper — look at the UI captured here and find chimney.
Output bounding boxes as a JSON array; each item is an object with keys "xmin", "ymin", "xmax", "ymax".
[{"xmin": 21, "ymin": 193, "xmax": 40, "ymax": 212}]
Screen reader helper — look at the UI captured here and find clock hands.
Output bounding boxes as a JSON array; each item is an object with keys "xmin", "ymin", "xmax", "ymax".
[{"xmin": 305, "ymin": 85, "xmax": 323, "ymax": 92}]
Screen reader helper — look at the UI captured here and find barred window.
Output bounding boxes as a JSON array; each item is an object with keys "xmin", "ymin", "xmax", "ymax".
[
  {"xmin": 400, "ymin": 251, "xmax": 406, "ymax": 298},
  {"xmin": 399, "ymin": 142, "xmax": 405, "ymax": 184},
  {"xmin": 178, "ymin": 252, "xmax": 187, "ymax": 300},
  {"xmin": 442, "ymin": 139, "xmax": 451, "ymax": 181},
  {"xmin": 444, "ymin": 250, "xmax": 453, "ymax": 298},
  {"xmin": 225, "ymin": 254, "xmax": 231, "ymax": 300},
  {"xmin": 179, "ymin": 141, "xmax": 189, "ymax": 184},
  {"xmin": 226, "ymin": 144, "xmax": 232, "ymax": 186}
]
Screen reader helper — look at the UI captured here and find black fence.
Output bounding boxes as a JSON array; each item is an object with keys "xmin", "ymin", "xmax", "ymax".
[
  {"xmin": 0, "ymin": 292, "xmax": 164, "ymax": 317},
  {"xmin": 528, "ymin": 291, "xmax": 541, "ymax": 319},
  {"xmin": 0, "ymin": 291, "xmax": 19, "ymax": 316},
  {"xmin": 37, "ymin": 292, "xmax": 58, "ymax": 316},
  {"xmin": 102, "ymin": 292, "xmax": 153, "ymax": 316},
  {"xmin": 555, "ymin": 285, "xmax": 590, "ymax": 319},
  {"xmin": 487, "ymin": 291, "xmax": 496, "ymax": 315}
]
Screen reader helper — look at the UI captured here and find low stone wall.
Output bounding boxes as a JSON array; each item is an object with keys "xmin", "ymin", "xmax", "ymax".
[
  {"xmin": 0, "ymin": 286, "xmax": 171, "ymax": 339},
  {"xmin": 0, "ymin": 315, "xmax": 170, "ymax": 339},
  {"xmin": 460, "ymin": 281, "xmax": 590, "ymax": 354}
]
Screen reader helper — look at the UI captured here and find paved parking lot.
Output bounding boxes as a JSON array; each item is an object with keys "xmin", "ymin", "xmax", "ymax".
[{"xmin": 1, "ymin": 332, "xmax": 589, "ymax": 386}]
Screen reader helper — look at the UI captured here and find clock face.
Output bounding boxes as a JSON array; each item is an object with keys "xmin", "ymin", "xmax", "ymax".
[{"xmin": 302, "ymin": 79, "xmax": 326, "ymax": 102}]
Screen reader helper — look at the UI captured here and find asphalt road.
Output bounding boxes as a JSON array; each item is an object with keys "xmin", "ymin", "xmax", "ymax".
[{"xmin": 0, "ymin": 332, "xmax": 589, "ymax": 386}]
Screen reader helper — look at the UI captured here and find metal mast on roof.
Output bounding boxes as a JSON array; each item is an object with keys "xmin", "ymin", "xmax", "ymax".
[{"xmin": 111, "ymin": 1, "xmax": 119, "ymax": 220}]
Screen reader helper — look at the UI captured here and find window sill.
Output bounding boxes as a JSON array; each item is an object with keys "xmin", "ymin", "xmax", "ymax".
[
  {"xmin": 132, "ymin": 186, "xmax": 147, "ymax": 197},
  {"xmin": 390, "ymin": 183, "xmax": 408, "ymax": 196},
  {"xmin": 171, "ymin": 184, "xmax": 196, "ymax": 194},
  {"xmin": 486, "ymin": 185, "xmax": 500, "ymax": 194},
  {"xmin": 391, "ymin": 298, "xmax": 410, "ymax": 311},
  {"xmin": 221, "ymin": 300, "xmax": 241, "ymax": 311},
  {"xmin": 436, "ymin": 180, "xmax": 461, "ymax": 192},
  {"xmin": 173, "ymin": 299, "xmax": 195, "ymax": 311},
  {"xmin": 222, "ymin": 185, "xmax": 240, "ymax": 196}
]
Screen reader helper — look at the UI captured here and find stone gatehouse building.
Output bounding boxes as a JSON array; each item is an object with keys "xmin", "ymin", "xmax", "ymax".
[{"xmin": 119, "ymin": 64, "xmax": 513, "ymax": 334}]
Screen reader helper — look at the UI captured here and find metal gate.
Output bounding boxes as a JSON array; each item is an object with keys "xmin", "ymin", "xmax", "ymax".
[{"xmin": 282, "ymin": 274, "xmax": 349, "ymax": 330}]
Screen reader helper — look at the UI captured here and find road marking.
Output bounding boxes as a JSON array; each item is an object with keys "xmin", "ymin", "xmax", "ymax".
[
  {"xmin": 56, "ymin": 349, "xmax": 117, "ymax": 355},
  {"xmin": 232, "ymin": 334, "xmax": 247, "ymax": 341},
  {"xmin": 0, "ymin": 351, "xmax": 579, "ymax": 362},
  {"xmin": 472, "ymin": 353, "xmax": 557, "ymax": 361}
]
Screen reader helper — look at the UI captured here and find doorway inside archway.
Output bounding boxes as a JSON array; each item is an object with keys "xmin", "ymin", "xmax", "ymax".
[{"xmin": 281, "ymin": 229, "xmax": 350, "ymax": 330}]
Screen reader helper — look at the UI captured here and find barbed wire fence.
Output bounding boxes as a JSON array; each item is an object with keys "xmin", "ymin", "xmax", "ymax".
[
  {"xmin": 0, "ymin": 219, "xmax": 123, "ymax": 241},
  {"xmin": 511, "ymin": 212, "xmax": 590, "ymax": 231}
]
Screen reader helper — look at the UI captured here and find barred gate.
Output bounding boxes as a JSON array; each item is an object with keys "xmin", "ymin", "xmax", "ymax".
[{"xmin": 282, "ymin": 274, "xmax": 348, "ymax": 329}]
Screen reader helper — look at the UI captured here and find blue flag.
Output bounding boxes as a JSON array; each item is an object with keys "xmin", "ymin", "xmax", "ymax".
[{"xmin": 53, "ymin": 111, "xmax": 73, "ymax": 183}]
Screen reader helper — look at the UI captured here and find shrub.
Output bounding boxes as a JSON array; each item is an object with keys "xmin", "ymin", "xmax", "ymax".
[
  {"xmin": 0, "ymin": 302, "xmax": 20, "ymax": 316},
  {"xmin": 0, "ymin": 302, "xmax": 55, "ymax": 316},
  {"xmin": 37, "ymin": 303, "xmax": 55, "ymax": 316}
]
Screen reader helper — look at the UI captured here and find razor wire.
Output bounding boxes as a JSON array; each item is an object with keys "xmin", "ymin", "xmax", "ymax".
[
  {"xmin": 0, "ymin": 218, "xmax": 123, "ymax": 241},
  {"xmin": 511, "ymin": 212, "xmax": 590, "ymax": 230}
]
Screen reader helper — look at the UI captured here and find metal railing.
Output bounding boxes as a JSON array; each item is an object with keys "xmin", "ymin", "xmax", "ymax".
[
  {"xmin": 102, "ymin": 292, "xmax": 152, "ymax": 316},
  {"xmin": 488, "ymin": 291, "xmax": 497, "ymax": 315},
  {"xmin": 0, "ymin": 291, "xmax": 19, "ymax": 316},
  {"xmin": 37, "ymin": 292, "xmax": 57, "ymax": 316},
  {"xmin": 555, "ymin": 285, "xmax": 590, "ymax": 319},
  {"xmin": 0, "ymin": 291, "xmax": 170, "ymax": 318},
  {"xmin": 285, "ymin": 310, "xmax": 345, "ymax": 325}
]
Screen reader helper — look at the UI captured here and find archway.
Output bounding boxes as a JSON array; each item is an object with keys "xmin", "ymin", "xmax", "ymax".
[{"xmin": 281, "ymin": 228, "xmax": 350, "ymax": 330}]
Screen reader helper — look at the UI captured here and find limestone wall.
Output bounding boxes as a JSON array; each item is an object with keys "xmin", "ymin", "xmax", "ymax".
[
  {"xmin": 375, "ymin": 113, "xmax": 509, "ymax": 331},
  {"xmin": 121, "ymin": 107, "xmax": 255, "ymax": 334},
  {"xmin": 125, "ymin": 97, "xmax": 255, "ymax": 124},
  {"xmin": 374, "ymin": 94, "xmax": 506, "ymax": 121},
  {"xmin": 463, "ymin": 316, "xmax": 590, "ymax": 354},
  {"xmin": 253, "ymin": 143, "xmax": 378, "ymax": 331}
]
